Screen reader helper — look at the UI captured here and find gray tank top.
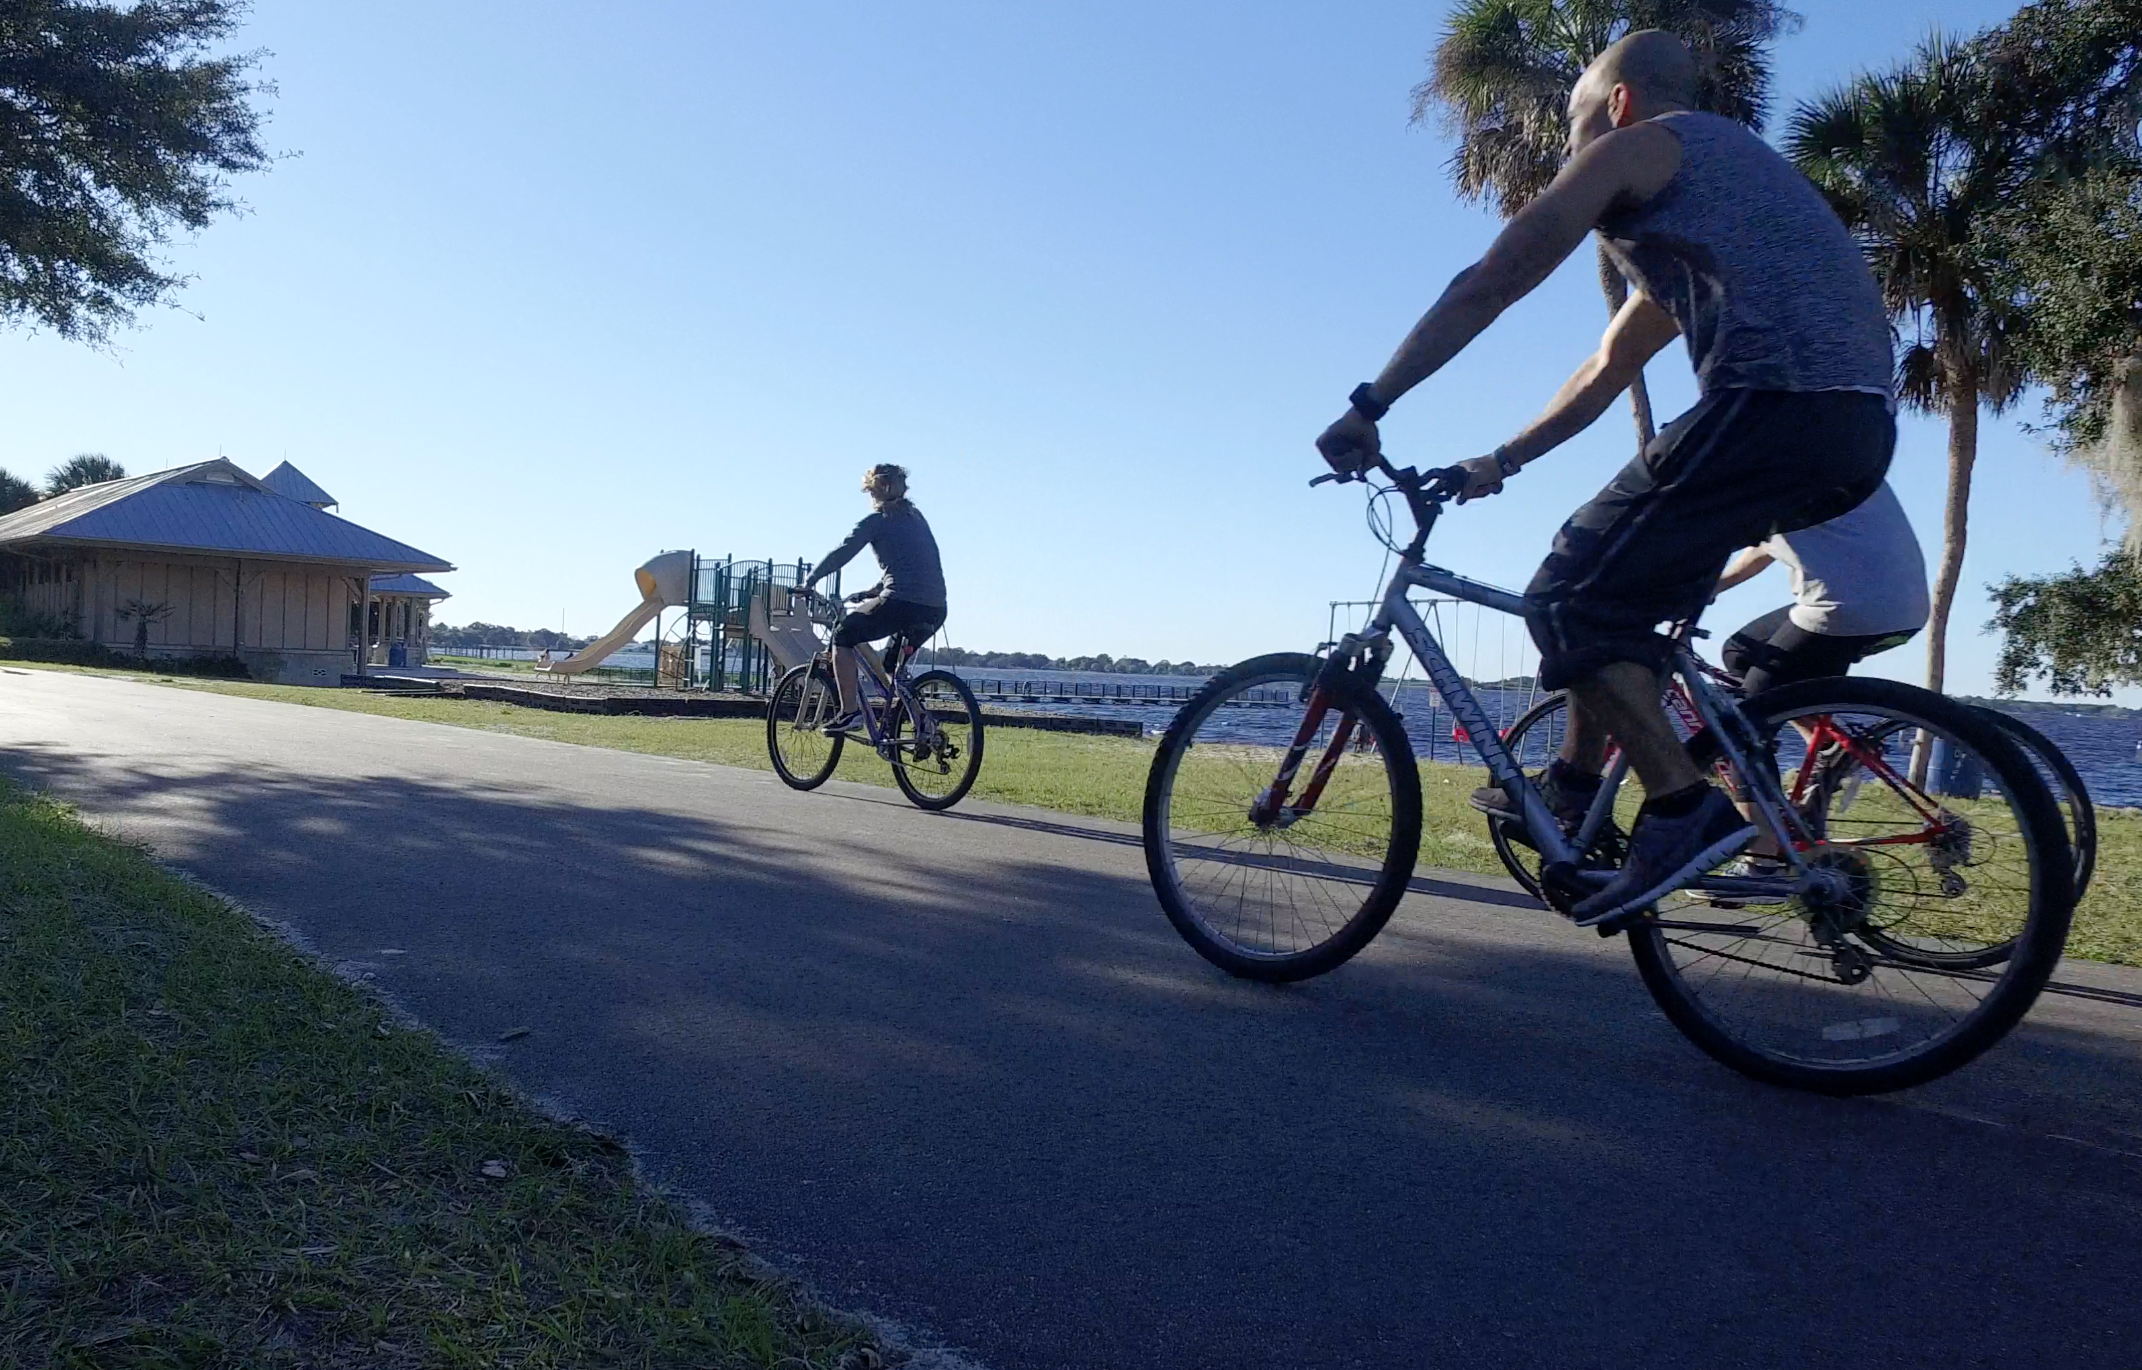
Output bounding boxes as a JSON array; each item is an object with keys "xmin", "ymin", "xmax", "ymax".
[{"xmin": 1598, "ymin": 111, "xmax": 1894, "ymax": 397}]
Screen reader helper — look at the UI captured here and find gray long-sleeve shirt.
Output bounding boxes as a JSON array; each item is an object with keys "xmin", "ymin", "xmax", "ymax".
[{"xmin": 810, "ymin": 501, "xmax": 947, "ymax": 608}]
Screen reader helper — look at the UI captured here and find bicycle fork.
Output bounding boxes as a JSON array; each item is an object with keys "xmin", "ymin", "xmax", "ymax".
[{"xmin": 1248, "ymin": 647, "xmax": 1382, "ymax": 828}]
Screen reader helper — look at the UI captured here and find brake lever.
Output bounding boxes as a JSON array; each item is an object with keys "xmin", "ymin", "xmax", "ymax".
[{"xmin": 1309, "ymin": 472, "xmax": 1347, "ymax": 488}]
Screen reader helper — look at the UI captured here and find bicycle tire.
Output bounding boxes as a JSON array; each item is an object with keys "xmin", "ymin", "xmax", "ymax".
[
  {"xmin": 1800, "ymin": 708, "xmax": 2094, "ymax": 970},
  {"xmin": 1980, "ymin": 708, "xmax": 2096, "ymax": 899},
  {"xmin": 1626, "ymin": 676, "xmax": 2075, "ymax": 1095},
  {"xmin": 767, "ymin": 663, "xmax": 844, "ymax": 790},
  {"xmin": 887, "ymin": 669, "xmax": 984, "ymax": 811},
  {"xmin": 1142, "ymin": 652, "xmax": 1421, "ymax": 983}
]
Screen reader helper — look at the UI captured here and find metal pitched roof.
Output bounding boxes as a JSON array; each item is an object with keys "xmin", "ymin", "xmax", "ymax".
[
  {"xmin": 260, "ymin": 461, "xmax": 338, "ymax": 508},
  {"xmin": 369, "ymin": 573, "xmax": 451, "ymax": 598},
  {"xmin": 0, "ymin": 459, "xmax": 453, "ymax": 573}
]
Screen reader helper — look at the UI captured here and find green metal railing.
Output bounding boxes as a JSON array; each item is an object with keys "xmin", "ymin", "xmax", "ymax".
[{"xmin": 675, "ymin": 554, "xmax": 833, "ymax": 695}]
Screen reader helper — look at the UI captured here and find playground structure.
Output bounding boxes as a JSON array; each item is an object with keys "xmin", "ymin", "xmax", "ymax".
[{"xmin": 539, "ymin": 551, "xmax": 843, "ymax": 693}]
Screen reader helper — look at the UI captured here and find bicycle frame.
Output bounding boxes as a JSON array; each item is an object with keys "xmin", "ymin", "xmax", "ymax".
[
  {"xmin": 1268, "ymin": 468, "xmax": 1819, "ymax": 909},
  {"xmin": 801, "ymin": 602, "xmax": 934, "ymax": 757}
]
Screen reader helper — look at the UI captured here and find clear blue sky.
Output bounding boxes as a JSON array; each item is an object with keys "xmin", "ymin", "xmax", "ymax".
[{"xmin": 5, "ymin": 0, "xmax": 2110, "ymax": 698}]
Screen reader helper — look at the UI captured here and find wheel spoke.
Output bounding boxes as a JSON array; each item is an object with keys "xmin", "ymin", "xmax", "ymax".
[
  {"xmin": 1629, "ymin": 681, "xmax": 2073, "ymax": 1093},
  {"xmin": 1144, "ymin": 656, "xmax": 1418, "ymax": 981}
]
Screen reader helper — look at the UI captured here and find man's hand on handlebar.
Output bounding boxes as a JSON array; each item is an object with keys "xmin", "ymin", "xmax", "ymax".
[
  {"xmin": 1315, "ymin": 408, "xmax": 1382, "ymax": 477},
  {"xmin": 1453, "ymin": 454, "xmax": 1508, "ymax": 504}
]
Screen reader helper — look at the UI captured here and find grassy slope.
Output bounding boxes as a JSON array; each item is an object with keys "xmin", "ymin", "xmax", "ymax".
[
  {"xmin": 22, "ymin": 664, "xmax": 2142, "ymax": 965},
  {"xmin": 0, "ymin": 780, "xmax": 874, "ymax": 1369}
]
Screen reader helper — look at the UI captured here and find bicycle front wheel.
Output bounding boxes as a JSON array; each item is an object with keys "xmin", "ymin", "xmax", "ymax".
[
  {"xmin": 887, "ymin": 669, "xmax": 984, "ymax": 810},
  {"xmin": 1142, "ymin": 653, "xmax": 1421, "ymax": 982},
  {"xmin": 767, "ymin": 663, "xmax": 843, "ymax": 790},
  {"xmin": 1626, "ymin": 676, "xmax": 2075, "ymax": 1095}
]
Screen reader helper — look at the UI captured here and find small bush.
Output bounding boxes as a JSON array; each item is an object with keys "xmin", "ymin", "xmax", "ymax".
[
  {"xmin": 0, "ymin": 599, "xmax": 79, "ymax": 639},
  {"xmin": 0, "ymin": 638, "xmax": 252, "ymax": 678}
]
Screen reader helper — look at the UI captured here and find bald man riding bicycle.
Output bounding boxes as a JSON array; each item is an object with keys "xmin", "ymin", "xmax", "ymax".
[{"xmin": 1316, "ymin": 30, "xmax": 1896, "ymax": 928}]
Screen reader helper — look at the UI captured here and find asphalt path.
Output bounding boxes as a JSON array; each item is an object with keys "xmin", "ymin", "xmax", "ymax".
[{"xmin": 6, "ymin": 667, "xmax": 2142, "ymax": 1369}]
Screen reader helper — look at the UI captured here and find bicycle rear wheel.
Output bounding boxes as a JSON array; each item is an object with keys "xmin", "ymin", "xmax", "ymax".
[
  {"xmin": 1143, "ymin": 653, "xmax": 1421, "ymax": 982},
  {"xmin": 887, "ymin": 669, "xmax": 984, "ymax": 810},
  {"xmin": 1626, "ymin": 676, "xmax": 2074, "ymax": 1095},
  {"xmin": 1980, "ymin": 709, "xmax": 2095, "ymax": 899},
  {"xmin": 1799, "ymin": 707, "xmax": 2096, "ymax": 966},
  {"xmin": 767, "ymin": 663, "xmax": 843, "ymax": 790}
]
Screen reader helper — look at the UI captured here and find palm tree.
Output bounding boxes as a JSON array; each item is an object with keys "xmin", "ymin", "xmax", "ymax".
[
  {"xmin": 1416, "ymin": 0, "xmax": 1802, "ymax": 449},
  {"xmin": 44, "ymin": 453, "xmax": 126, "ymax": 495},
  {"xmin": 115, "ymin": 598, "xmax": 174, "ymax": 658},
  {"xmin": 0, "ymin": 470, "xmax": 37, "ymax": 514},
  {"xmin": 1787, "ymin": 36, "xmax": 2031, "ymax": 699}
]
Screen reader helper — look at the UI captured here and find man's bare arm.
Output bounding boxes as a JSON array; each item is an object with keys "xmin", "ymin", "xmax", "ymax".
[
  {"xmin": 1450, "ymin": 292, "xmax": 1679, "ymax": 500},
  {"xmin": 1314, "ymin": 121, "xmax": 1680, "ymax": 473},
  {"xmin": 1713, "ymin": 547, "xmax": 1775, "ymax": 597},
  {"xmin": 1365, "ymin": 123, "xmax": 1680, "ymax": 408},
  {"xmin": 1502, "ymin": 294, "xmax": 1679, "ymax": 467}
]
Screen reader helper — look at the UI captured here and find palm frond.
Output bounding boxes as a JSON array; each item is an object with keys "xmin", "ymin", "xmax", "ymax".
[{"xmin": 1417, "ymin": 0, "xmax": 1800, "ymax": 216}]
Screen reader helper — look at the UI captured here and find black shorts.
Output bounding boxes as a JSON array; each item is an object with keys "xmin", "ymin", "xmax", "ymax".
[
  {"xmin": 1524, "ymin": 389, "xmax": 1894, "ymax": 691},
  {"xmin": 832, "ymin": 596, "xmax": 946, "ymax": 651},
  {"xmin": 1721, "ymin": 605, "xmax": 1918, "ymax": 696}
]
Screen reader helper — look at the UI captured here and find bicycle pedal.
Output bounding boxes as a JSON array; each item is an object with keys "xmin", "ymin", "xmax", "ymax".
[
  {"xmin": 1592, "ymin": 906, "xmax": 1649, "ymax": 938},
  {"xmin": 1539, "ymin": 861, "xmax": 1588, "ymax": 917}
]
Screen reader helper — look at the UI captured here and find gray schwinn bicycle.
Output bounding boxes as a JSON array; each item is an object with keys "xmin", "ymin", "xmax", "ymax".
[
  {"xmin": 766, "ymin": 590, "xmax": 984, "ymax": 811},
  {"xmin": 1141, "ymin": 458, "xmax": 2076, "ymax": 1095}
]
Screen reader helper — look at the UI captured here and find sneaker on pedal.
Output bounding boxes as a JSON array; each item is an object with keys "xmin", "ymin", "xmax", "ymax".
[
  {"xmin": 1573, "ymin": 787, "xmax": 1756, "ymax": 930},
  {"xmin": 823, "ymin": 710, "xmax": 866, "ymax": 736}
]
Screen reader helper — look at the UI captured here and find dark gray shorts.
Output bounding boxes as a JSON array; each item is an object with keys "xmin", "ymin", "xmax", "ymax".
[
  {"xmin": 832, "ymin": 596, "xmax": 945, "ymax": 651},
  {"xmin": 1524, "ymin": 389, "xmax": 1894, "ymax": 691}
]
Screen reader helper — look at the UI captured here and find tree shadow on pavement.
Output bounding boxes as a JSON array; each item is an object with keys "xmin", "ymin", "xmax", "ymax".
[{"xmin": 6, "ymin": 738, "xmax": 2142, "ymax": 1370}]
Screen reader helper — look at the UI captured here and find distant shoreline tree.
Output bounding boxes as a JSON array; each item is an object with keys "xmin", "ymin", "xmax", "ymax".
[
  {"xmin": 0, "ymin": 0, "xmax": 272, "ymax": 342},
  {"xmin": 431, "ymin": 622, "xmax": 594, "ymax": 652}
]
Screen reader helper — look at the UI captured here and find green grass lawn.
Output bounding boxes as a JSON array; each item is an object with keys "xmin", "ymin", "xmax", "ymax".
[
  {"xmin": 0, "ymin": 779, "xmax": 877, "ymax": 1369},
  {"xmin": 21, "ymin": 661, "xmax": 2142, "ymax": 966}
]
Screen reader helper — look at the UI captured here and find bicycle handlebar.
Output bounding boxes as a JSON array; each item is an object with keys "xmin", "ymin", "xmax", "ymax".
[{"xmin": 1310, "ymin": 458, "xmax": 1469, "ymax": 501}]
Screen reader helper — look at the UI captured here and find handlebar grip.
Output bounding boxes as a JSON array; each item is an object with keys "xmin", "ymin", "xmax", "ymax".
[{"xmin": 1424, "ymin": 465, "xmax": 1470, "ymax": 497}]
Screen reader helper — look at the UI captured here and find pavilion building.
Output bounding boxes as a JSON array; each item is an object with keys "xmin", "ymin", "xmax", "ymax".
[{"xmin": 0, "ymin": 458, "xmax": 453, "ymax": 683}]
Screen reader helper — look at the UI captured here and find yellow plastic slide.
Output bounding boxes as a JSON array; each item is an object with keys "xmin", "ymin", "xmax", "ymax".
[{"xmin": 538, "ymin": 551, "xmax": 693, "ymax": 676}]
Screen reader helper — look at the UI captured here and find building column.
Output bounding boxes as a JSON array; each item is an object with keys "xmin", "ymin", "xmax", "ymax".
[{"xmin": 355, "ymin": 577, "xmax": 370, "ymax": 677}]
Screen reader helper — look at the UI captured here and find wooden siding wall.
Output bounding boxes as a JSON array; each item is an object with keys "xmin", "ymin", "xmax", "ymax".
[
  {"xmin": 242, "ymin": 564, "xmax": 354, "ymax": 652},
  {"xmin": 86, "ymin": 559, "xmax": 235, "ymax": 649},
  {"xmin": 19, "ymin": 559, "xmax": 77, "ymax": 625},
  {"xmin": 58, "ymin": 556, "xmax": 362, "ymax": 653}
]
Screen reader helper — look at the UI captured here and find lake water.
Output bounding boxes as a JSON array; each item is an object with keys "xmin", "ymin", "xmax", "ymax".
[{"xmin": 940, "ymin": 665, "xmax": 2142, "ymax": 809}]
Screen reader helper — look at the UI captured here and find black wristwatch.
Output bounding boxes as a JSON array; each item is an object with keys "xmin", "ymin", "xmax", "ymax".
[
  {"xmin": 1494, "ymin": 446, "xmax": 1523, "ymax": 479},
  {"xmin": 1348, "ymin": 382, "xmax": 1389, "ymax": 423}
]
